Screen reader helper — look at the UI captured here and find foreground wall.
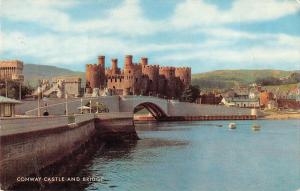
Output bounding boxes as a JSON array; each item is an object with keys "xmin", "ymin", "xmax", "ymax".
[
  {"xmin": 0, "ymin": 112, "xmax": 136, "ymax": 190},
  {"xmin": 0, "ymin": 115, "xmax": 95, "ymax": 189}
]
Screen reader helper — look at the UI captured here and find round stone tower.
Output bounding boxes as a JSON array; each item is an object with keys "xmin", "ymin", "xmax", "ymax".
[
  {"xmin": 86, "ymin": 64, "xmax": 92, "ymax": 87},
  {"xmin": 97, "ymin": 55, "xmax": 106, "ymax": 88},
  {"xmin": 86, "ymin": 64, "xmax": 100, "ymax": 89},
  {"xmin": 111, "ymin": 58, "xmax": 118, "ymax": 75},
  {"xmin": 175, "ymin": 67, "xmax": 191, "ymax": 87},
  {"xmin": 143, "ymin": 65, "xmax": 159, "ymax": 92},
  {"xmin": 123, "ymin": 55, "xmax": 135, "ymax": 95},
  {"xmin": 140, "ymin": 57, "xmax": 148, "ymax": 73}
]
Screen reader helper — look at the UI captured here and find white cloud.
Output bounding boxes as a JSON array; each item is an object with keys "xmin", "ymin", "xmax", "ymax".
[
  {"xmin": 0, "ymin": 0, "xmax": 161, "ymax": 35},
  {"xmin": 159, "ymin": 47, "xmax": 300, "ymax": 67},
  {"xmin": 171, "ymin": 0, "xmax": 300, "ymax": 29},
  {"xmin": 1, "ymin": 0, "xmax": 299, "ymax": 71},
  {"xmin": 1, "ymin": 27, "xmax": 299, "ymax": 69},
  {"xmin": 1, "ymin": 31, "xmax": 224, "ymax": 65},
  {"xmin": 1, "ymin": 0, "xmax": 74, "ymax": 32}
]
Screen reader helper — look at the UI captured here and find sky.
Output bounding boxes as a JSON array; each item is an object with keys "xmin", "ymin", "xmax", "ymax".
[{"xmin": 0, "ymin": 0, "xmax": 300, "ymax": 73}]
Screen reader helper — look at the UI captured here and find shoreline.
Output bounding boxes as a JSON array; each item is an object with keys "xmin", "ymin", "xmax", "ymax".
[{"xmin": 260, "ymin": 112, "xmax": 300, "ymax": 120}]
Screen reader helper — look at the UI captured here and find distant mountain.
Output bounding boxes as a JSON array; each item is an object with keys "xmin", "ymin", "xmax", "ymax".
[
  {"xmin": 192, "ymin": 69, "xmax": 295, "ymax": 90},
  {"xmin": 23, "ymin": 64, "xmax": 85, "ymax": 86}
]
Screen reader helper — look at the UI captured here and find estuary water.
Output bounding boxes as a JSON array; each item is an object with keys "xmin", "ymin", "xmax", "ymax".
[{"xmin": 78, "ymin": 120, "xmax": 300, "ymax": 191}]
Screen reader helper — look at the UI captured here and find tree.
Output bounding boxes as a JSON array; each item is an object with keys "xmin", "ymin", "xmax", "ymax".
[
  {"xmin": 0, "ymin": 80, "xmax": 34, "ymax": 99},
  {"xmin": 255, "ymin": 77, "xmax": 282, "ymax": 86},
  {"xmin": 181, "ymin": 85, "xmax": 200, "ymax": 103}
]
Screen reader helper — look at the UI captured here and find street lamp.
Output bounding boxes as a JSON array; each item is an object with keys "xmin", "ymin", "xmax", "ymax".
[
  {"xmin": 37, "ymin": 86, "xmax": 41, "ymax": 116},
  {"xmin": 19, "ymin": 81, "xmax": 22, "ymax": 101},
  {"xmin": 80, "ymin": 98, "xmax": 83, "ymax": 114},
  {"xmin": 96, "ymin": 102, "xmax": 99, "ymax": 113},
  {"xmin": 89, "ymin": 100, "xmax": 92, "ymax": 113},
  {"xmin": 5, "ymin": 79, "xmax": 8, "ymax": 98},
  {"xmin": 65, "ymin": 94, "xmax": 68, "ymax": 116}
]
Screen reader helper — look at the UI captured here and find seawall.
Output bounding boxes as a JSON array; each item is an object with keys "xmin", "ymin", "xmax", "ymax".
[{"xmin": 0, "ymin": 112, "xmax": 137, "ymax": 190}]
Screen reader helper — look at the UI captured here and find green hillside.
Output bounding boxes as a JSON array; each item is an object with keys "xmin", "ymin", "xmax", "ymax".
[
  {"xmin": 23, "ymin": 64, "xmax": 296, "ymax": 91},
  {"xmin": 192, "ymin": 69, "xmax": 293, "ymax": 90},
  {"xmin": 24, "ymin": 64, "xmax": 85, "ymax": 86}
]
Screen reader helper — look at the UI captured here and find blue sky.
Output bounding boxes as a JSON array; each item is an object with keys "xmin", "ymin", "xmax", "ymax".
[{"xmin": 0, "ymin": 0, "xmax": 300, "ymax": 73}]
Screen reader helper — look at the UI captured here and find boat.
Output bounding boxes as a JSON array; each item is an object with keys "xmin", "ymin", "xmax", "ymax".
[
  {"xmin": 252, "ymin": 124, "xmax": 261, "ymax": 131},
  {"xmin": 228, "ymin": 123, "xmax": 236, "ymax": 129}
]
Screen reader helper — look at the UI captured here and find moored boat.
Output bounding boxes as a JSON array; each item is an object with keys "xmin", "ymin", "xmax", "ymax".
[
  {"xmin": 228, "ymin": 123, "xmax": 237, "ymax": 129},
  {"xmin": 252, "ymin": 124, "xmax": 261, "ymax": 131}
]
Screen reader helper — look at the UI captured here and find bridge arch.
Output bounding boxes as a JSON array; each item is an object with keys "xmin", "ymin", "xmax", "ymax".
[{"xmin": 133, "ymin": 102, "xmax": 167, "ymax": 120}]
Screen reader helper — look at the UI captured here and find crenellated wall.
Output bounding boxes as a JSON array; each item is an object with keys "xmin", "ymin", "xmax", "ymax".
[
  {"xmin": 175, "ymin": 67, "xmax": 191, "ymax": 87},
  {"xmin": 85, "ymin": 55, "xmax": 191, "ymax": 98}
]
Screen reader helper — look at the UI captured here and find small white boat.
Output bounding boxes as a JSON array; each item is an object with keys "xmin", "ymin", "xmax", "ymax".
[
  {"xmin": 252, "ymin": 124, "xmax": 261, "ymax": 131},
  {"xmin": 228, "ymin": 123, "xmax": 237, "ymax": 129}
]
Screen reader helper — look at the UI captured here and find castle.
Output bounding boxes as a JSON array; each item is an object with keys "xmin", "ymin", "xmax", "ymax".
[{"xmin": 86, "ymin": 55, "xmax": 191, "ymax": 98}]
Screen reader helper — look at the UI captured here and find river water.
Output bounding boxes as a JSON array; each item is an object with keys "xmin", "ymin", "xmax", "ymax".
[{"xmin": 77, "ymin": 120, "xmax": 300, "ymax": 191}]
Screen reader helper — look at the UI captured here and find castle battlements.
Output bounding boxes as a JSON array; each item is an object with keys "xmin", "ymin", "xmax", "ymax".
[{"xmin": 85, "ymin": 55, "xmax": 191, "ymax": 98}]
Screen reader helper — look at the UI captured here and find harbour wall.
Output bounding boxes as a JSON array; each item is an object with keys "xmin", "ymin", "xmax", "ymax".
[{"xmin": 0, "ymin": 112, "xmax": 136, "ymax": 190}]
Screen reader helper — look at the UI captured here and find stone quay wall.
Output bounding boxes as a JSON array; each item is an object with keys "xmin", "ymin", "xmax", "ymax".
[{"xmin": 0, "ymin": 112, "xmax": 135, "ymax": 190}]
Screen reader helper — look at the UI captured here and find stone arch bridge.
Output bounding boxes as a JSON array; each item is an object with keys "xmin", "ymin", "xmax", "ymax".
[{"xmin": 24, "ymin": 96, "xmax": 255, "ymax": 120}]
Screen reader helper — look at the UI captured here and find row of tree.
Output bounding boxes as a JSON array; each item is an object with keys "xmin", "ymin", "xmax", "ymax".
[
  {"xmin": 255, "ymin": 72, "xmax": 300, "ymax": 86},
  {"xmin": 180, "ymin": 85, "xmax": 200, "ymax": 103},
  {"xmin": 0, "ymin": 80, "xmax": 34, "ymax": 99}
]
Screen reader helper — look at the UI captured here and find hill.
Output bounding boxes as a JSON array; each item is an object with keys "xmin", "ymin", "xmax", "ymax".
[
  {"xmin": 24, "ymin": 64, "xmax": 85, "ymax": 86},
  {"xmin": 192, "ymin": 69, "xmax": 293, "ymax": 90},
  {"xmin": 23, "ymin": 65, "xmax": 296, "ymax": 91}
]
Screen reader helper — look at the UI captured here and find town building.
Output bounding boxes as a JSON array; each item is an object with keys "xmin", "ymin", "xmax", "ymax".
[
  {"xmin": 0, "ymin": 96, "xmax": 21, "ymax": 117},
  {"xmin": 33, "ymin": 77, "xmax": 82, "ymax": 98},
  {"xmin": 85, "ymin": 55, "xmax": 191, "ymax": 99},
  {"xmin": 259, "ymin": 91, "xmax": 274, "ymax": 107},
  {"xmin": 221, "ymin": 97, "xmax": 260, "ymax": 108},
  {"xmin": 0, "ymin": 60, "xmax": 24, "ymax": 82}
]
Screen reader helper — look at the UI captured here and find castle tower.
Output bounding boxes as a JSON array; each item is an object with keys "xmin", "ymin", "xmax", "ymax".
[
  {"xmin": 86, "ymin": 64, "xmax": 92, "ymax": 88},
  {"xmin": 159, "ymin": 67, "xmax": 176, "ymax": 98},
  {"xmin": 111, "ymin": 58, "xmax": 118, "ymax": 75},
  {"xmin": 86, "ymin": 64, "xmax": 100, "ymax": 90},
  {"xmin": 175, "ymin": 67, "xmax": 191, "ymax": 88},
  {"xmin": 124, "ymin": 55, "xmax": 133, "ymax": 69},
  {"xmin": 140, "ymin": 57, "xmax": 148, "ymax": 73},
  {"xmin": 98, "ymin": 55, "xmax": 105, "ymax": 66},
  {"xmin": 143, "ymin": 65, "xmax": 159, "ymax": 93},
  {"xmin": 123, "ymin": 55, "xmax": 135, "ymax": 95},
  {"xmin": 140, "ymin": 57, "xmax": 148, "ymax": 65},
  {"xmin": 97, "ymin": 55, "xmax": 106, "ymax": 88}
]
